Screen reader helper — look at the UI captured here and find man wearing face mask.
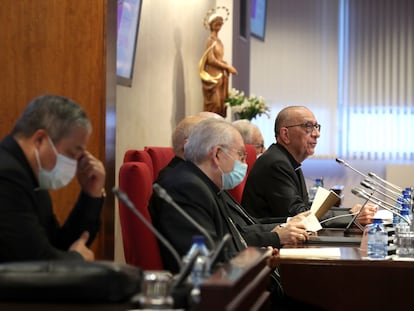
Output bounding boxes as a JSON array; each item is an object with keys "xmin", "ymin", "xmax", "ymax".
[
  {"xmin": 149, "ymin": 118, "xmax": 309, "ymax": 274},
  {"xmin": 0, "ymin": 94, "xmax": 106, "ymax": 262}
]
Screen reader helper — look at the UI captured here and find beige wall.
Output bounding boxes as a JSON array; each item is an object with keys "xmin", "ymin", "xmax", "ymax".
[{"xmin": 115, "ymin": 0, "xmax": 234, "ymax": 262}]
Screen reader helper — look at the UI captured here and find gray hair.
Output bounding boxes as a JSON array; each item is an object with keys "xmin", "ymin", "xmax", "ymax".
[
  {"xmin": 184, "ymin": 118, "xmax": 236, "ymax": 164},
  {"xmin": 232, "ymin": 119, "xmax": 254, "ymax": 144},
  {"xmin": 12, "ymin": 94, "xmax": 91, "ymax": 142}
]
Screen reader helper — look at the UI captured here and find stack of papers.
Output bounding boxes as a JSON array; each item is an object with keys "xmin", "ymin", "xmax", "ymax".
[{"xmin": 279, "ymin": 247, "xmax": 341, "ymax": 259}]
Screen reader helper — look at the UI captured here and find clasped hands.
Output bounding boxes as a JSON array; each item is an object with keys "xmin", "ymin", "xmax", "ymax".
[{"xmin": 272, "ymin": 211, "xmax": 312, "ymax": 246}]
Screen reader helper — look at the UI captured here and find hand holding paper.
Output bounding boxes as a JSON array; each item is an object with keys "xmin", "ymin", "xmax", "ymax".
[
  {"xmin": 299, "ymin": 186, "xmax": 340, "ymax": 232},
  {"xmin": 310, "ymin": 187, "xmax": 341, "ymax": 219}
]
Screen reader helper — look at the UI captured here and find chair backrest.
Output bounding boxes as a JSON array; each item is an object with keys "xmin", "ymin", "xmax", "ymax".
[
  {"xmin": 123, "ymin": 149, "xmax": 154, "ymax": 180},
  {"xmin": 245, "ymin": 144, "xmax": 257, "ymax": 175},
  {"xmin": 227, "ymin": 144, "xmax": 257, "ymax": 204},
  {"xmin": 118, "ymin": 162, "xmax": 163, "ymax": 270},
  {"xmin": 144, "ymin": 146, "xmax": 175, "ymax": 180}
]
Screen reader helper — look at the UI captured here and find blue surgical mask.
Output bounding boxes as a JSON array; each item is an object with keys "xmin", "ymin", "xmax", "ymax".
[{"xmin": 219, "ymin": 152, "xmax": 248, "ymax": 190}]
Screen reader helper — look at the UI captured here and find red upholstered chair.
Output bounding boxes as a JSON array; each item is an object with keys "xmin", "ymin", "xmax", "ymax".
[
  {"xmin": 123, "ymin": 149, "xmax": 154, "ymax": 180},
  {"xmin": 144, "ymin": 146, "xmax": 175, "ymax": 180},
  {"xmin": 245, "ymin": 144, "xmax": 257, "ymax": 175},
  {"xmin": 118, "ymin": 162, "xmax": 163, "ymax": 270},
  {"xmin": 227, "ymin": 144, "xmax": 257, "ymax": 204}
]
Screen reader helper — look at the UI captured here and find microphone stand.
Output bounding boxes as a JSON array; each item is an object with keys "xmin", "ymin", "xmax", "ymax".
[
  {"xmin": 368, "ymin": 172, "xmax": 403, "ymax": 192},
  {"xmin": 153, "ymin": 183, "xmax": 216, "ymax": 250},
  {"xmin": 344, "ymin": 196, "xmax": 369, "ymax": 233},
  {"xmin": 361, "ymin": 180, "xmax": 401, "ymax": 203},
  {"xmin": 351, "ymin": 188, "xmax": 411, "ymax": 225},
  {"xmin": 112, "ymin": 187, "xmax": 183, "ymax": 270}
]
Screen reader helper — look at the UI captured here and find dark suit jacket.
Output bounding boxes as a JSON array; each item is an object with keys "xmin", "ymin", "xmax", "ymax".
[
  {"xmin": 0, "ymin": 135, "xmax": 103, "ymax": 262},
  {"xmin": 242, "ymin": 143, "xmax": 309, "ymax": 218},
  {"xmin": 149, "ymin": 160, "xmax": 281, "ymax": 273},
  {"xmin": 242, "ymin": 143, "xmax": 353, "ymax": 227}
]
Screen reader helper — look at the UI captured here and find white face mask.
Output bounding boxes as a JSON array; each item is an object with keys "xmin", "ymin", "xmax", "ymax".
[{"xmin": 35, "ymin": 136, "xmax": 77, "ymax": 190}]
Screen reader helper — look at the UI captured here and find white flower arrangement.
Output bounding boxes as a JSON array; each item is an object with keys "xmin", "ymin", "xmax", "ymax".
[{"xmin": 225, "ymin": 88, "xmax": 271, "ymax": 120}]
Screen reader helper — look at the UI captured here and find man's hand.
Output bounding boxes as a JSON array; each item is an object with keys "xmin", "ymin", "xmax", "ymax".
[
  {"xmin": 69, "ymin": 231, "xmax": 94, "ymax": 261},
  {"xmin": 272, "ymin": 221, "xmax": 309, "ymax": 245},
  {"xmin": 266, "ymin": 247, "xmax": 279, "ymax": 269},
  {"xmin": 288, "ymin": 210, "xmax": 312, "ymax": 223},
  {"xmin": 76, "ymin": 151, "xmax": 106, "ymax": 198},
  {"xmin": 352, "ymin": 203, "xmax": 378, "ymax": 226}
]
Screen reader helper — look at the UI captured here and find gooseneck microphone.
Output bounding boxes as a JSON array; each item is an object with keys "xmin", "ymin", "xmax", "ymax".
[
  {"xmin": 368, "ymin": 172, "xmax": 403, "ymax": 192},
  {"xmin": 152, "ymin": 183, "xmax": 216, "ymax": 250},
  {"xmin": 207, "ymin": 233, "xmax": 231, "ymax": 273},
  {"xmin": 360, "ymin": 180, "xmax": 401, "ymax": 202},
  {"xmin": 112, "ymin": 187, "xmax": 183, "ymax": 270},
  {"xmin": 336, "ymin": 158, "xmax": 403, "ymax": 197},
  {"xmin": 351, "ymin": 188, "xmax": 410, "ymax": 225},
  {"xmin": 335, "ymin": 158, "xmax": 369, "ymax": 179},
  {"xmin": 352, "ymin": 187, "xmax": 402, "ymax": 211}
]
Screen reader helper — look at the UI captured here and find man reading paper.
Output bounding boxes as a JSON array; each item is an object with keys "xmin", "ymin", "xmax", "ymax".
[{"xmin": 242, "ymin": 106, "xmax": 376, "ymax": 228}]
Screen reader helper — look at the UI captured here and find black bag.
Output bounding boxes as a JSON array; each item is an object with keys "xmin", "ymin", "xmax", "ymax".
[{"xmin": 0, "ymin": 260, "xmax": 142, "ymax": 303}]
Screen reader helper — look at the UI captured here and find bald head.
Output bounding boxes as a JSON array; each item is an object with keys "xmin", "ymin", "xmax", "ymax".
[
  {"xmin": 274, "ymin": 106, "xmax": 320, "ymax": 163},
  {"xmin": 274, "ymin": 106, "xmax": 311, "ymax": 139},
  {"xmin": 172, "ymin": 115, "xmax": 205, "ymax": 158},
  {"xmin": 198, "ymin": 111, "xmax": 224, "ymax": 120}
]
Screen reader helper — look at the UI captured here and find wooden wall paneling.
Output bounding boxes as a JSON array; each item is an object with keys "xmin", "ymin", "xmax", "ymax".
[{"xmin": 0, "ymin": 0, "xmax": 115, "ymax": 259}]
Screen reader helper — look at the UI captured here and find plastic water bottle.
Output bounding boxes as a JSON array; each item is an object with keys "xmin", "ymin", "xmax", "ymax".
[
  {"xmin": 402, "ymin": 189, "xmax": 412, "ymax": 220},
  {"xmin": 308, "ymin": 177, "xmax": 324, "ymax": 203},
  {"xmin": 393, "ymin": 197, "xmax": 404, "ymax": 227},
  {"xmin": 183, "ymin": 236, "xmax": 210, "ymax": 304},
  {"xmin": 395, "ymin": 206, "xmax": 410, "ymax": 256},
  {"xmin": 367, "ymin": 218, "xmax": 388, "ymax": 259}
]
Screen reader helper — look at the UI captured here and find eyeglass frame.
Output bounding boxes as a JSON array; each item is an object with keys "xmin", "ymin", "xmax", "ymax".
[
  {"xmin": 284, "ymin": 122, "xmax": 321, "ymax": 134},
  {"xmin": 253, "ymin": 143, "xmax": 265, "ymax": 153},
  {"xmin": 219, "ymin": 145, "xmax": 248, "ymax": 162}
]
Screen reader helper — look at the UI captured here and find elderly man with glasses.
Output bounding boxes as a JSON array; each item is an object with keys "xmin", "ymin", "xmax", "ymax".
[{"xmin": 242, "ymin": 106, "xmax": 376, "ymax": 227}]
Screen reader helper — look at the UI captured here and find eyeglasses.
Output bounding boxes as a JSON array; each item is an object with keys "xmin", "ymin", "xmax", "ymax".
[
  {"xmin": 235, "ymin": 149, "xmax": 248, "ymax": 162},
  {"xmin": 285, "ymin": 122, "xmax": 321, "ymax": 134},
  {"xmin": 254, "ymin": 143, "xmax": 264, "ymax": 152},
  {"xmin": 220, "ymin": 145, "xmax": 248, "ymax": 162}
]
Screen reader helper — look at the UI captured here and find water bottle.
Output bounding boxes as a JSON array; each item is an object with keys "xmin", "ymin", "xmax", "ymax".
[
  {"xmin": 183, "ymin": 236, "xmax": 210, "ymax": 304},
  {"xmin": 367, "ymin": 218, "xmax": 388, "ymax": 259},
  {"xmin": 309, "ymin": 177, "xmax": 324, "ymax": 203},
  {"xmin": 393, "ymin": 197, "xmax": 404, "ymax": 227},
  {"xmin": 402, "ymin": 189, "xmax": 413, "ymax": 220},
  {"xmin": 395, "ymin": 206, "xmax": 410, "ymax": 256}
]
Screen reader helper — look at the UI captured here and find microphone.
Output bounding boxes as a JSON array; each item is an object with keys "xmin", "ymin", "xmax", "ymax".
[
  {"xmin": 352, "ymin": 187, "xmax": 402, "ymax": 211},
  {"xmin": 368, "ymin": 172, "xmax": 403, "ymax": 192},
  {"xmin": 336, "ymin": 157, "xmax": 403, "ymax": 197},
  {"xmin": 319, "ymin": 212, "xmax": 362, "ymax": 225},
  {"xmin": 335, "ymin": 158, "xmax": 369, "ymax": 179},
  {"xmin": 363, "ymin": 177, "xmax": 402, "ymax": 198},
  {"xmin": 207, "ymin": 233, "xmax": 231, "ymax": 273},
  {"xmin": 351, "ymin": 187, "xmax": 410, "ymax": 225},
  {"xmin": 152, "ymin": 183, "xmax": 216, "ymax": 250},
  {"xmin": 112, "ymin": 187, "xmax": 183, "ymax": 270},
  {"xmin": 360, "ymin": 180, "xmax": 401, "ymax": 202},
  {"xmin": 344, "ymin": 193, "xmax": 371, "ymax": 232}
]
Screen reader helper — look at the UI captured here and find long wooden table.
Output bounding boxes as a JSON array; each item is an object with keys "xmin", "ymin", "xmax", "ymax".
[{"xmin": 277, "ymin": 228, "xmax": 414, "ymax": 311}]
